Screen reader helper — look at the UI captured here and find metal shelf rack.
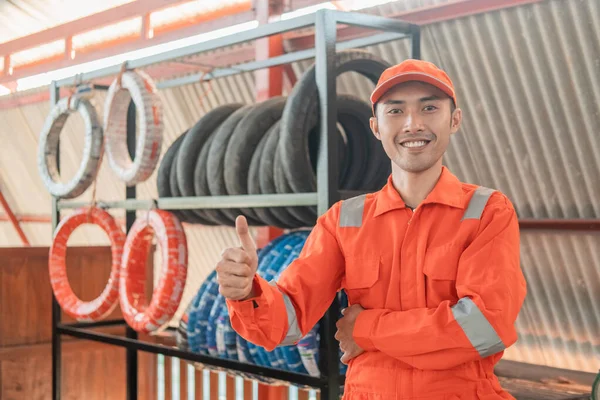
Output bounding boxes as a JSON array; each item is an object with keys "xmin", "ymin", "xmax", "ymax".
[{"xmin": 50, "ymin": 9, "xmax": 420, "ymax": 400}]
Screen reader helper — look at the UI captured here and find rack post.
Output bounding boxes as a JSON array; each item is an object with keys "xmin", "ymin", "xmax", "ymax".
[
  {"xmin": 410, "ymin": 24, "xmax": 421, "ymax": 60},
  {"xmin": 125, "ymin": 100, "xmax": 139, "ymax": 400},
  {"xmin": 51, "ymin": 81, "xmax": 62, "ymax": 400},
  {"xmin": 315, "ymin": 9, "xmax": 340, "ymax": 400}
]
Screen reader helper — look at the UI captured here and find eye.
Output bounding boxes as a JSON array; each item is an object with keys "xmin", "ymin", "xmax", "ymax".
[
  {"xmin": 423, "ymin": 105, "xmax": 438, "ymax": 112},
  {"xmin": 387, "ymin": 108, "xmax": 401, "ymax": 114}
]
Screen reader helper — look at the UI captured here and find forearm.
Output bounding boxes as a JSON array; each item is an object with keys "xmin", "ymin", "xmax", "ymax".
[{"xmin": 353, "ymin": 297, "xmax": 517, "ymax": 369}]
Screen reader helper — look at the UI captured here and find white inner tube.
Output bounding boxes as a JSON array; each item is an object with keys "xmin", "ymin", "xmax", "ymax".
[
  {"xmin": 37, "ymin": 95, "xmax": 103, "ymax": 199},
  {"xmin": 103, "ymin": 70, "xmax": 163, "ymax": 186}
]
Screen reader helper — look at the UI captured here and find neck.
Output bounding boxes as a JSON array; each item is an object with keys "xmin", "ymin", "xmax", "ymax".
[{"xmin": 391, "ymin": 161, "xmax": 443, "ymax": 209}]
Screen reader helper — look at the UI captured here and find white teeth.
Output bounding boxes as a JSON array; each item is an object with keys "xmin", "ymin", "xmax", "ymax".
[{"xmin": 402, "ymin": 140, "xmax": 428, "ymax": 148}]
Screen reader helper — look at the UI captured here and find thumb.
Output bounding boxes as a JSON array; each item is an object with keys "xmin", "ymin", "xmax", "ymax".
[{"xmin": 235, "ymin": 215, "xmax": 257, "ymax": 254}]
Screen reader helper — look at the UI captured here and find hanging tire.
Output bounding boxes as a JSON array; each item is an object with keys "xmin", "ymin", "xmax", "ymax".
[
  {"xmin": 38, "ymin": 95, "xmax": 103, "ymax": 199},
  {"xmin": 279, "ymin": 50, "xmax": 390, "ymax": 194},
  {"xmin": 49, "ymin": 207, "xmax": 125, "ymax": 321},
  {"xmin": 120, "ymin": 209, "xmax": 187, "ymax": 333},
  {"xmin": 104, "ymin": 70, "xmax": 164, "ymax": 185}
]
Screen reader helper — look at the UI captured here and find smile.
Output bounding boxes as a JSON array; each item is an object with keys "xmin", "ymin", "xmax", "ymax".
[{"xmin": 400, "ymin": 140, "xmax": 431, "ymax": 149}]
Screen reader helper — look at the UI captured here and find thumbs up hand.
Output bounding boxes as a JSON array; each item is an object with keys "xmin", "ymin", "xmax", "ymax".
[{"xmin": 216, "ymin": 216, "xmax": 259, "ymax": 301}]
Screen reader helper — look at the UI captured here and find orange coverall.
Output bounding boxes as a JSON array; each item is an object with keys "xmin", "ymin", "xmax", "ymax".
[{"xmin": 227, "ymin": 167, "xmax": 527, "ymax": 399}]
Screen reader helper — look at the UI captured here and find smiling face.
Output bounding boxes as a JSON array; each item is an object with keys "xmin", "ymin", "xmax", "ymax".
[{"xmin": 370, "ymin": 81, "xmax": 462, "ymax": 174}]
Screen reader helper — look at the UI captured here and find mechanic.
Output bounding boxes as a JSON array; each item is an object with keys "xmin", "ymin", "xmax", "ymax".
[{"xmin": 217, "ymin": 59, "xmax": 527, "ymax": 399}]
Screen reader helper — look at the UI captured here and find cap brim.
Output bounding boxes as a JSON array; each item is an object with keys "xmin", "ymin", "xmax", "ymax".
[{"xmin": 370, "ymin": 72, "xmax": 456, "ymax": 108}]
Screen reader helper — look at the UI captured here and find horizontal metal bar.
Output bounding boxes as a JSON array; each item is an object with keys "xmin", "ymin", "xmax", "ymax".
[
  {"xmin": 332, "ymin": 10, "xmax": 416, "ymax": 33},
  {"xmin": 519, "ymin": 219, "xmax": 600, "ymax": 231},
  {"xmin": 62, "ymin": 319, "xmax": 127, "ymax": 329},
  {"xmin": 57, "ymin": 198, "xmax": 153, "ymax": 211},
  {"xmin": 157, "ymin": 31, "xmax": 407, "ymax": 89},
  {"xmin": 57, "ymin": 325, "xmax": 325, "ymax": 388},
  {"xmin": 54, "ymin": 13, "xmax": 317, "ymax": 88},
  {"xmin": 58, "ymin": 193, "xmax": 319, "ymax": 211}
]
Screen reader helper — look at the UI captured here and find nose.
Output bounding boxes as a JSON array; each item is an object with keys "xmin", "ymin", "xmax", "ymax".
[{"xmin": 403, "ymin": 111, "xmax": 424, "ymax": 134}]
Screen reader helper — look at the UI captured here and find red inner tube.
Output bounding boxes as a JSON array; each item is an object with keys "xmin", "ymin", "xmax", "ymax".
[
  {"xmin": 119, "ymin": 209, "xmax": 187, "ymax": 333},
  {"xmin": 49, "ymin": 207, "xmax": 125, "ymax": 321}
]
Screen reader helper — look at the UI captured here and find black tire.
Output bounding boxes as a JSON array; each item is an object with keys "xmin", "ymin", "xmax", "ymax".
[
  {"xmin": 274, "ymin": 147, "xmax": 316, "ymax": 226},
  {"xmin": 224, "ymin": 96, "xmax": 287, "ymax": 224},
  {"xmin": 176, "ymin": 104, "xmax": 243, "ymax": 198},
  {"xmin": 249, "ymin": 122, "xmax": 298, "ymax": 229},
  {"xmin": 205, "ymin": 105, "xmax": 262, "ymax": 225},
  {"xmin": 170, "ymin": 150, "xmax": 215, "ymax": 224},
  {"xmin": 335, "ymin": 95, "xmax": 388, "ymax": 191},
  {"xmin": 279, "ymin": 50, "xmax": 390, "ymax": 194},
  {"xmin": 258, "ymin": 121, "xmax": 308, "ymax": 228},
  {"xmin": 157, "ymin": 131, "xmax": 186, "ymax": 198},
  {"xmin": 192, "ymin": 130, "xmax": 230, "ymax": 225},
  {"xmin": 157, "ymin": 131, "xmax": 187, "ymax": 222}
]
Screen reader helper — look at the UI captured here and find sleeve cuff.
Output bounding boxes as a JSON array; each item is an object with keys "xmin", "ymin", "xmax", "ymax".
[
  {"xmin": 226, "ymin": 275, "xmax": 267, "ymax": 318},
  {"xmin": 353, "ymin": 309, "xmax": 381, "ymax": 352}
]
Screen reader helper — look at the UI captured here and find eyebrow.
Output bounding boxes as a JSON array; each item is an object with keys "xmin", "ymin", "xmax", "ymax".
[{"xmin": 382, "ymin": 95, "xmax": 443, "ymax": 106}]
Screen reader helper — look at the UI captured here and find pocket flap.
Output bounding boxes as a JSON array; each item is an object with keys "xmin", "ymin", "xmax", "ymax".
[{"xmin": 345, "ymin": 254, "xmax": 380, "ymax": 289}]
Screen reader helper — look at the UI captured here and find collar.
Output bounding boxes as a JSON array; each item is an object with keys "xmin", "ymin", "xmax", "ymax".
[{"xmin": 374, "ymin": 166, "xmax": 465, "ymax": 217}]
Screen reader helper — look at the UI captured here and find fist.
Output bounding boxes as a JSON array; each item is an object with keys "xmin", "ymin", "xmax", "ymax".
[{"xmin": 216, "ymin": 215, "xmax": 259, "ymax": 301}]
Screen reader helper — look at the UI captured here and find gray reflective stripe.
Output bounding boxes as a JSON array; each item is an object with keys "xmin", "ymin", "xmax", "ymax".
[
  {"xmin": 451, "ymin": 297, "xmax": 505, "ymax": 358},
  {"xmin": 269, "ymin": 281, "xmax": 302, "ymax": 346},
  {"xmin": 339, "ymin": 194, "xmax": 366, "ymax": 227},
  {"xmin": 462, "ymin": 187, "xmax": 495, "ymax": 221}
]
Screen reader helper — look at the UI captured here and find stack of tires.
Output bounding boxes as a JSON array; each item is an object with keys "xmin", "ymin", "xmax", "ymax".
[
  {"xmin": 177, "ymin": 230, "xmax": 348, "ymax": 385},
  {"xmin": 158, "ymin": 50, "xmax": 391, "ymax": 228}
]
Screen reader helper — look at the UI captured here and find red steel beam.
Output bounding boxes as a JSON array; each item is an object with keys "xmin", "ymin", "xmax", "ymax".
[
  {"xmin": 519, "ymin": 219, "xmax": 600, "ymax": 231},
  {"xmin": 0, "ymin": 190, "xmax": 31, "ymax": 246},
  {"xmin": 0, "ymin": 214, "xmax": 51, "ymax": 223},
  {"xmin": 0, "ymin": 9, "xmax": 256, "ymax": 86},
  {"xmin": 0, "ymin": 0, "xmax": 186, "ymax": 56}
]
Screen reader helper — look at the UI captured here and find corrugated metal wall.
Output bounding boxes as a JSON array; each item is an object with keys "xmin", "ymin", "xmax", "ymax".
[{"xmin": 1, "ymin": 0, "xmax": 598, "ymax": 372}]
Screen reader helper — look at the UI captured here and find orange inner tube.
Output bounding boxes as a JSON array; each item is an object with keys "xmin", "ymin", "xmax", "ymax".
[
  {"xmin": 119, "ymin": 209, "xmax": 188, "ymax": 333},
  {"xmin": 49, "ymin": 207, "xmax": 125, "ymax": 321}
]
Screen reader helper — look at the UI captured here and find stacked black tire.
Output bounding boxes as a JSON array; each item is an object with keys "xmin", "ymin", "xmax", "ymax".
[{"xmin": 157, "ymin": 50, "xmax": 391, "ymax": 228}]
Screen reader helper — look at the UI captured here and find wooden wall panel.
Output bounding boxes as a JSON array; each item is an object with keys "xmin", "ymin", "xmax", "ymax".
[{"xmin": 0, "ymin": 246, "xmax": 156, "ymax": 400}]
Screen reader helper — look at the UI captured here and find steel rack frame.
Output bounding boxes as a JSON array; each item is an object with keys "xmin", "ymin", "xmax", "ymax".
[{"xmin": 50, "ymin": 10, "xmax": 420, "ymax": 400}]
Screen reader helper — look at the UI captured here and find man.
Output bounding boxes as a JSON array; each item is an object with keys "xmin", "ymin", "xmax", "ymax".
[{"xmin": 217, "ymin": 59, "xmax": 527, "ymax": 399}]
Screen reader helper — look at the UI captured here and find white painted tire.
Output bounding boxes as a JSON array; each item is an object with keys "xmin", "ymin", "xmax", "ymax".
[
  {"xmin": 37, "ymin": 96, "xmax": 103, "ymax": 199},
  {"xmin": 103, "ymin": 70, "xmax": 163, "ymax": 185}
]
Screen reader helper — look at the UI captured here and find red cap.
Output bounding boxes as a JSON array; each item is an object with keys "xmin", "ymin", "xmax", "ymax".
[{"xmin": 370, "ymin": 59, "xmax": 457, "ymax": 114}]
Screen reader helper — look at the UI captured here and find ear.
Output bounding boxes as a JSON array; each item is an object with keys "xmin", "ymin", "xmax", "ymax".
[
  {"xmin": 450, "ymin": 108, "xmax": 462, "ymax": 135},
  {"xmin": 370, "ymin": 117, "xmax": 381, "ymax": 140}
]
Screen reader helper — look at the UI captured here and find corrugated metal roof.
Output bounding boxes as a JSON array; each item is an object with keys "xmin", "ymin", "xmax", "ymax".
[
  {"xmin": 1, "ymin": 0, "xmax": 598, "ymax": 373},
  {"xmin": 0, "ymin": 0, "xmax": 133, "ymax": 43}
]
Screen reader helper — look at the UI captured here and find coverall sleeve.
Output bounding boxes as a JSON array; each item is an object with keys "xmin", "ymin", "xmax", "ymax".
[
  {"xmin": 226, "ymin": 203, "xmax": 345, "ymax": 351},
  {"xmin": 353, "ymin": 198, "xmax": 527, "ymax": 370}
]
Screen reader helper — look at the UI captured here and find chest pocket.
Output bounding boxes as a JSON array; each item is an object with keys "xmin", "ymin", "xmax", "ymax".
[
  {"xmin": 423, "ymin": 244, "xmax": 461, "ymax": 308},
  {"xmin": 343, "ymin": 252, "xmax": 381, "ymax": 308}
]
